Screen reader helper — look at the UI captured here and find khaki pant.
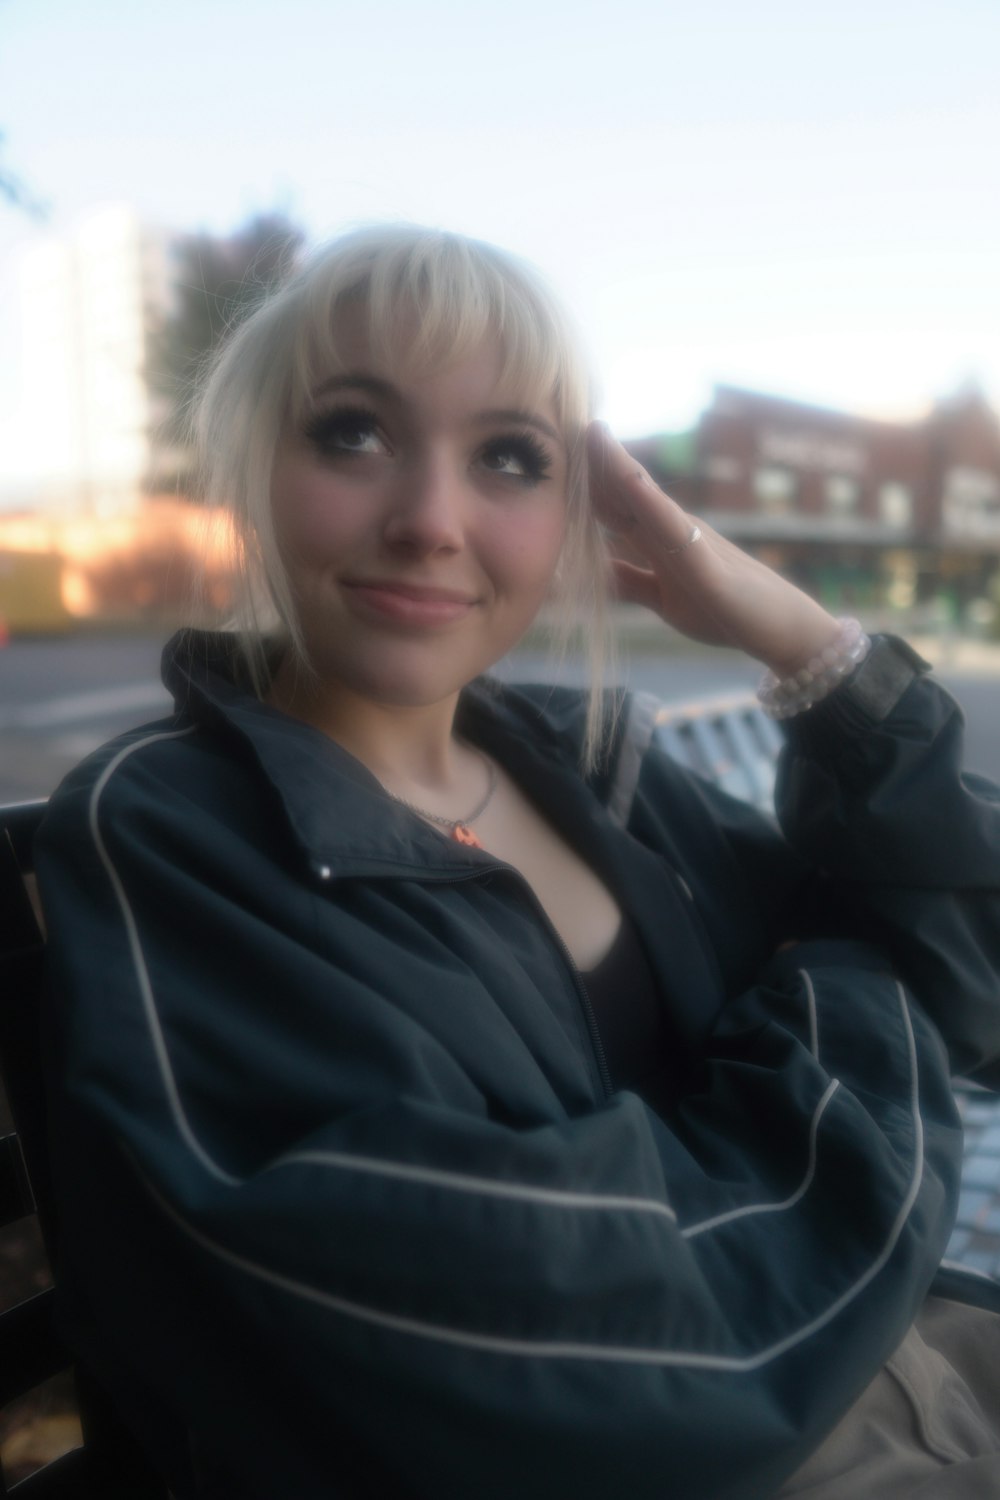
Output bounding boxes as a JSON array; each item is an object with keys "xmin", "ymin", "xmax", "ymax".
[{"xmin": 777, "ymin": 1297, "xmax": 1000, "ymax": 1498}]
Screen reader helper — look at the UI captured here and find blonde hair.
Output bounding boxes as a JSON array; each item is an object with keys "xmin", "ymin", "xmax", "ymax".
[{"xmin": 193, "ymin": 223, "xmax": 615, "ymax": 768}]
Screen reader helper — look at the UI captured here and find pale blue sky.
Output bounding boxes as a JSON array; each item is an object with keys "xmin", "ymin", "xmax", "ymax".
[{"xmin": 2, "ymin": 0, "xmax": 998, "ymax": 493}]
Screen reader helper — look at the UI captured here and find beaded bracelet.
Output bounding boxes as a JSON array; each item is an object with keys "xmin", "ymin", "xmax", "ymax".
[{"xmin": 757, "ymin": 617, "xmax": 872, "ymax": 720}]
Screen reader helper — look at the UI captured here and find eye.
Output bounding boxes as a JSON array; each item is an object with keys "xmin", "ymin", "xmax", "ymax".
[
  {"xmin": 303, "ymin": 405, "xmax": 386, "ymax": 457},
  {"xmin": 479, "ymin": 432, "xmax": 553, "ymax": 486}
]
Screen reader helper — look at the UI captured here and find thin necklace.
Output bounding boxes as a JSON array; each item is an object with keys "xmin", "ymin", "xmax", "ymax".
[{"xmin": 384, "ymin": 749, "xmax": 498, "ymax": 850}]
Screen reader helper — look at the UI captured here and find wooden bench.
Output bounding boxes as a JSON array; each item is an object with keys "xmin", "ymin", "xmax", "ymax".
[{"xmin": 650, "ymin": 690, "xmax": 784, "ymax": 813}]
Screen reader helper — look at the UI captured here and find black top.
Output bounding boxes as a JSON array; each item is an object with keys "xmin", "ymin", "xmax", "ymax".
[{"xmin": 582, "ymin": 913, "xmax": 664, "ymax": 1092}]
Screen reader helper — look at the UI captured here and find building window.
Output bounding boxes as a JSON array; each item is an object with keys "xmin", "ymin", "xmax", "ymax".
[
  {"xmin": 824, "ymin": 475, "xmax": 860, "ymax": 515},
  {"xmin": 705, "ymin": 455, "xmax": 741, "ymax": 484},
  {"xmin": 943, "ymin": 467, "xmax": 1000, "ymax": 537},
  {"xmin": 878, "ymin": 482, "xmax": 913, "ymax": 529},
  {"xmin": 753, "ymin": 466, "xmax": 797, "ymax": 513}
]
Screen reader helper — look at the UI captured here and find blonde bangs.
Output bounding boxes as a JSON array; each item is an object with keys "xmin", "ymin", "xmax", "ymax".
[{"xmin": 286, "ymin": 228, "xmax": 588, "ymax": 445}]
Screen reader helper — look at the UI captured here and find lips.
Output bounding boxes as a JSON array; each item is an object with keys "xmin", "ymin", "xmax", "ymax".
[{"xmin": 342, "ymin": 578, "xmax": 478, "ymax": 626}]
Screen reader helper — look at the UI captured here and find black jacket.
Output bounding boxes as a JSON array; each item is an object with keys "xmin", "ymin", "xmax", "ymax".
[{"xmin": 36, "ymin": 630, "xmax": 1000, "ymax": 1499}]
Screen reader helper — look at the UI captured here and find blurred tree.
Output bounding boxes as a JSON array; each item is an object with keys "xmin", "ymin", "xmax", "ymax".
[{"xmin": 147, "ymin": 211, "xmax": 305, "ymax": 463}]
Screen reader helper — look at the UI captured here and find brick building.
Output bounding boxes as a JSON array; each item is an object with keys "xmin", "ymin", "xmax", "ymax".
[{"xmin": 628, "ymin": 384, "xmax": 1000, "ymax": 615}]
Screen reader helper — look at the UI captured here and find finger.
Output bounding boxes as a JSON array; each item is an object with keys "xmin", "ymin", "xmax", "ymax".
[
  {"xmin": 587, "ymin": 422, "xmax": 700, "ymax": 557},
  {"xmin": 609, "ymin": 559, "xmax": 663, "ymax": 612},
  {"xmin": 586, "ymin": 421, "xmax": 638, "ymax": 530},
  {"xmin": 604, "ymin": 525, "xmax": 652, "ymax": 568}
]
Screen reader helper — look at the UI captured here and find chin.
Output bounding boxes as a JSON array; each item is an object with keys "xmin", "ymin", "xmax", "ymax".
[{"xmin": 304, "ymin": 620, "xmax": 532, "ymax": 709}]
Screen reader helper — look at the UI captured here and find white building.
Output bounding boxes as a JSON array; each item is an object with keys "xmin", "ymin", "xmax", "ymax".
[{"xmin": 14, "ymin": 204, "xmax": 176, "ymax": 515}]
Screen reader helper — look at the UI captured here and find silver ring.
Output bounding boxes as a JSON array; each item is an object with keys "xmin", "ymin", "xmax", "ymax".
[{"xmin": 663, "ymin": 524, "xmax": 702, "ymax": 556}]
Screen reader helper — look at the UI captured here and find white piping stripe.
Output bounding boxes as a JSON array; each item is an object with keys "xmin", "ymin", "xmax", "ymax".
[
  {"xmin": 269, "ymin": 1149, "xmax": 679, "ymax": 1222},
  {"xmin": 136, "ymin": 1160, "xmax": 725, "ymax": 1366},
  {"xmin": 737, "ymin": 981, "xmax": 926, "ymax": 1366},
  {"xmin": 681, "ymin": 1079, "xmax": 840, "ymax": 1238},
  {"xmin": 88, "ymin": 727, "xmax": 240, "ymax": 1188},
  {"xmin": 678, "ymin": 964, "xmax": 827, "ymax": 1237},
  {"xmin": 129, "ymin": 982, "xmax": 927, "ymax": 1373},
  {"xmin": 799, "ymin": 966, "xmax": 820, "ymax": 1059}
]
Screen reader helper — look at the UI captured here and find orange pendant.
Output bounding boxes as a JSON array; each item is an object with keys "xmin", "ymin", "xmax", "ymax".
[{"xmin": 452, "ymin": 823, "xmax": 483, "ymax": 848}]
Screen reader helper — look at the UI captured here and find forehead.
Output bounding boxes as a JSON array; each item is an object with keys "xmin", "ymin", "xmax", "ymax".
[{"xmin": 295, "ymin": 294, "xmax": 563, "ymax": 426}]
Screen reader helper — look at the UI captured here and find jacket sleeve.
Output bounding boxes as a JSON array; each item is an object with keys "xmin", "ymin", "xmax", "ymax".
[
  {"xmin": 778, "ymin": 635, "xmax": 1000, "ymax": 1087},
  {"xmin": 36, "ymin": 737, "xmax": 968, "ymax": 1500},
  {"xmin": 632, "ymin": 636, "xmax": 1000, "ymax": 1088}
]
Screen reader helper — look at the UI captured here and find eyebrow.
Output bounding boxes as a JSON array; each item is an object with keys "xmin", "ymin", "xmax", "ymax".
[
  {"xmin": 310, "ymin": 374, "xmax": 563, "ymax": 445},
  {"xmin": 478, "ymin": 408, "xmax": 562, "ymax": 445},
  {"xmin": 311, "ymin": 374, "xmax": 394, "ymax": 402}
]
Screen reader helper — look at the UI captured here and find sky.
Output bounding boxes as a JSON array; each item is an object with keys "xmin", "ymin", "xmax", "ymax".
[{"xmin": 1, "ymin": 0, "xmax": 999, "ymax": 496}]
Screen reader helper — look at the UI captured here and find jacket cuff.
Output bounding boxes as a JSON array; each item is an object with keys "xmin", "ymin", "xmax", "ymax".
[{"xmin": 784, "ymin": 634, "xmax": 933, "ymax": 753}]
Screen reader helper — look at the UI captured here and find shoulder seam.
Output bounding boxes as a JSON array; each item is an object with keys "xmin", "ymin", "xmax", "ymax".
[{"xmin": 606, "ymin": 692, "xmax": 660, "ymax": 828}]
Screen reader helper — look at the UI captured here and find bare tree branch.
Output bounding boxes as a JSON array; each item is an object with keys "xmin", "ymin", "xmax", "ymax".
[{"xmin": 0, "ymin": 133, "xmax": 49, "ymax": 221}]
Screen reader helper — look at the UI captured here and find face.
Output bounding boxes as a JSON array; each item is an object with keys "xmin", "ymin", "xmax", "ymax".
[{"xmin": 269, "ymin": 313, "xmax": 569, "ymax": 714}]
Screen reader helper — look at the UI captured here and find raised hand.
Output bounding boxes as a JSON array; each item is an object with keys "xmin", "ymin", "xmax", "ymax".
[{"xmin": 587, "ymin": 422, "xmax": 841, "ymax": 677}]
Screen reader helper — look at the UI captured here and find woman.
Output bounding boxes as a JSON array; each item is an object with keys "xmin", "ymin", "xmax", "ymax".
[{"xmin": 37, "ymin": 226, "xmax": 1000, "ymax": 1498}]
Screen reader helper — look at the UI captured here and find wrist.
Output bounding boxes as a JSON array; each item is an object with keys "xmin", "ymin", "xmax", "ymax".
[
  {"xmin": 760, "ymin": 611, "xmax": 842, "ymax": 679},
  {"xmin": 757, "ymin": 618, "xmax": 872, "ymax": 720}
]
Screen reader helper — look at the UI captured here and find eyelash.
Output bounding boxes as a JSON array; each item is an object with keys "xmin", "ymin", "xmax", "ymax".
[
  {"xmin": 303, "ymin": 405, "xmax": 382, "ymax": 456},
  {"xmin": 480, "ymin": 432, "xmax": 552, "ymax": 486},
  {"xmin": 302, "ymin": 404, "xmax": 553, "ymax": 486}
]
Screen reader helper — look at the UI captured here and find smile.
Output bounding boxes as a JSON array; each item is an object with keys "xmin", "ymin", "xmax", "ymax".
[{"xmin": 342, "ymin": 579, "xmax": 478, "ymax": 626}]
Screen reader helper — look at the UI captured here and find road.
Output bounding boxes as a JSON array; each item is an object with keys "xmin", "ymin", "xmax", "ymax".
[{"xmin": 1, "ymin": 631, "xmax": 998, "ymax": 803}]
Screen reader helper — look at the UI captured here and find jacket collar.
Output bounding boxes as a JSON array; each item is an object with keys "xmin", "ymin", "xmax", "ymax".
[
  {"xmin": 161, "ymin": 630, "xmax": 604, "ymax": 880},
  {"xmin": 161, "ymin": 632, "xmax": 724, "ymax": 1068}
]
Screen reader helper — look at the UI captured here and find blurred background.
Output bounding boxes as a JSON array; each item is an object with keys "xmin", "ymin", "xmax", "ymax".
[{"xmin": 2, "ymin": 0, "xmax": 1000, "ymax": 805}]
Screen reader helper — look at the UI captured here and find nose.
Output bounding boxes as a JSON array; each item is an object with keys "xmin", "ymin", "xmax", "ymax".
[{"xmin": 381, "ymin": 457, "xmax": 466, "ymax": 555}]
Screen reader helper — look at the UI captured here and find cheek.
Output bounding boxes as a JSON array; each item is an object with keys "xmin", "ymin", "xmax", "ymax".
[
  {"xmin": 271, "ymin": 474, "xmax": 362, "ymax": 558},
  {"xmin": 486, "ymin": 506, "xmax": 567, "ymax": 590}
]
